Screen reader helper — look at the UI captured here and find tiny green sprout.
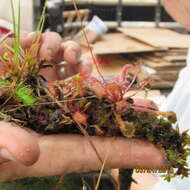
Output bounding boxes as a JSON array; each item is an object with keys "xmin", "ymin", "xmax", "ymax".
[
  {"xmin": 14, "ymin": 85, "xmax": 37, "ymax": 105},
  {"xmin": 0, "ymin": 79, "xmax": 37, "ymax": 105}
]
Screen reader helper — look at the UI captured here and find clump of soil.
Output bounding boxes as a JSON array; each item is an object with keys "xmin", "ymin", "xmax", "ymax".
[{"xmin": 0, "ymin": 63, "xmax": 190, "ymax": 183}]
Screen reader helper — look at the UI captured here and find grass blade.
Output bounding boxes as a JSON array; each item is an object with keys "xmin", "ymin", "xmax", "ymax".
[{"xmin": 36, "ymin": 0, "xmax": 47, "ymax": 33}]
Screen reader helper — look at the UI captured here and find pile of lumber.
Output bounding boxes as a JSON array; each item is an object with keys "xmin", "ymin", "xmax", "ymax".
[
  {"xmin": 139, "ymin": 49, "xmax": 187, "ymax": 88},
  {"xmin": 92, "ymin": 28, "xmax": 190, "ymax": 89}
]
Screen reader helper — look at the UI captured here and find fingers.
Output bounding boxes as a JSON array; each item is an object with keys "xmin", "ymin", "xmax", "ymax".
[
  {"xmin": 61, "ymin": 41, "xmax": 81, "ymax": 64},
  {"xmin": 0, "ymin": 135, "xmax": 165, "ymax": 182},
  {"xmin": 21, "ymin": 31, "xmax": 62, "ymax": 81},
  {"xmin": 37, "ymin": 32, "xmax": 63, "ymax": 81},
  {"xmin": 0, "ymin": 32, "xmax": 33, "ymax": 76},
  {"xmin": 21, "ymin": 32, "xmax": 41, "ymax": 49},
  {"xmin": 23, "ymin": 135, "xmax": 165, "ymax": 178},
  {"xmin": 0, "ymin": 32, "xmax": 28, "ymax": 55},
  {"xmin": 57, "ymin": 40, "xmax": 82, "ymax": 78},
  {"xmin": 59, "ymin": 59, "xmax": 92, "ymax": 79},
  {"xmin": 0, "ymin": 122, "xmax": 40, "ymax": 166},
  {"xmin": 0, "ymin": 31, "xmax": 90, "ymax": 80},
  {"xmin": 39, "ymin": 32, "xmax": 62, "ymax": 61}
]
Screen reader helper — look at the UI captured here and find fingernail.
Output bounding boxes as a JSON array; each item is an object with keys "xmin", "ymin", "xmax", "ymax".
[{"xmin": 0, "ymin": 149, "xmax": 15, "ymax": 161}]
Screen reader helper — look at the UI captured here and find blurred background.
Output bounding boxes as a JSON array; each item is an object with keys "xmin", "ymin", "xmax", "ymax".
[
  {"xmin": 0, "ymin": 0, "xmax": 185, "ymax": 35},
  {"xmin": 0, "ymin": 1, "xmax": 190, "ymax": 189}
]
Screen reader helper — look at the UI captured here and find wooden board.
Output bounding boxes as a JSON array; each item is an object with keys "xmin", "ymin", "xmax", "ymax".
[
  {"xmin": 92, "ymin": 54, "xmax": 131, "ymax": 77},
  {"xmin": 150, "ymin": 81, "xmax": 176, "ymax": 89},
  {"xmin": 162, "ymin": 55, "xmax": 186, "ymax": 62},
  {"xmin": 92, "ymin": 33, "xmax": 163, "ymax": 55},
  {"xmin": 151, "ymin": 71, "xmax": 179, "ymax": 81},
  {"xmin": 143, "ymin": 59, "xmax": 186, "ymax": 71},
  {"xmin": 92, "ymin": 54, "xmax": 148, "ymax": 83},
  {"xmin": 125, "ymin": 90, "xmax": 161, "ymax": 98},
  {"xmin": 118, "ymin": 28, "xmax": 190, "ymax": 48}
]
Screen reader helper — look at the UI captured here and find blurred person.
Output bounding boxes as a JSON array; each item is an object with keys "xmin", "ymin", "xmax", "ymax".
[{"xmin": 131, "ymin": 1, "xmax": 190, "ymax": 190}]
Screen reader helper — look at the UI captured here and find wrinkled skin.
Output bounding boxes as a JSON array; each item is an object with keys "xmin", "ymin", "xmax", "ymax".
[{"xmin": 0, "ymin": 32, "xmax": 165, "ymax": 182}]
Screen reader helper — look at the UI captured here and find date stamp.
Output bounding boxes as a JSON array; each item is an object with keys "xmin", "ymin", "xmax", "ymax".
[{"xmin": 135, "ymin": 166, "xmax": 174, "ymax": 173}]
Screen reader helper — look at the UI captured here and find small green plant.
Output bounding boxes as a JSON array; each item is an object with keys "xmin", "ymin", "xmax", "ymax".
[{"xmin": 0, "ymin": 0, "xmax": 190, "ymax": 190}]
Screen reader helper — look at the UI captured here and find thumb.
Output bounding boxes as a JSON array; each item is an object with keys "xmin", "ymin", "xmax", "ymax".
[{"xmin": 0, "ymin": 122, "xmax": 40, "ymax": 166}]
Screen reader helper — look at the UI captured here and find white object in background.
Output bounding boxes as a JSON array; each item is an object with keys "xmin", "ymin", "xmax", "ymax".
[
  {"xmin": 74, "ymin": 15, "xmax": 108, "ymax": 45},
  {"xmin": 161, "ymin": 49, "xmax": 190, "ymax": 133},
  {"xmin": 87, "ymin": 15, "xmax": 108, "ymax": 35},
  {"xmin": 0, "ymin": 0, "xmax": 34, "ymax": 32},
  {"xmin": 141, "ymin": 65, "xmax": 157, "ymax": 75}
]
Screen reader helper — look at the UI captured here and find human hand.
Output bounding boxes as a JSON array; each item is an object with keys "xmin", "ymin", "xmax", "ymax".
[
  {"xmin": 0, "ymin": 32, "xmax": 164, "ymax": 182},
  {"xmin": 0, "ymin": 121, "xmax": 165, "ymax": 182},
  {"xmin": 0, "ymin": 31, "xmax": 92, "ymax": 81}
]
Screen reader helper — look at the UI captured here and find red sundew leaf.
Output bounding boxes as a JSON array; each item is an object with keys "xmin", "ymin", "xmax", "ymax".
[
  {"xmin": 120, "ymin": 64, "xmax": 132, "ymax": 82},
  {"xmin": 73, "ymin": 110, "xmax": 88, "ymax": 125},
  {"xmin": 124, "ymin": 64, "xmax": 141, "ymax": 94},
  {"xmin": 139, "ymin": 78, "xmax": 155, "ymax": 88},
  {"xmin": 112, "ymin": 75, "xmax": 120, "ymax": 83},
  {"xmin": 105, "ymin": 82, "xmax": 123, "ymax": 102},
  {"xmin": 86, "ymin": 76, "xmax": 107, "ymax": 97},
  {"xmin": 115, "ymin": 99, "xmax": 128, "ymax": 112}
]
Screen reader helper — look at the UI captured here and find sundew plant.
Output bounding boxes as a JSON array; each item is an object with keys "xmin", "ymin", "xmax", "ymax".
[{"xmin": 0, "ymin": 0, "xmax": 190, "ymax": 189}]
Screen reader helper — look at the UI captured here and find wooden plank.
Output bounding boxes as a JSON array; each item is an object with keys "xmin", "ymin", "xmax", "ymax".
[
  {"xmin": 118, "ymin": 28, "xmax": 190, "ymax": 48},
  {"xmin": 92, "ymin": 54, "xmax": 131, "ymax": 77},
  {"xmin": 153, "ymin": 71, "xmax": 179, "ymax": 81},
  {"xmin": 143, "ymin": 62, "xmax": 185, "ymax": 71},
  {"xmin": 150, "ymin": 81, "xmax": 176, "ymax": 89},
  {"xmin": 161, "ymin": 55, "xmax": 186, "ymax": 62},
  {"xmin": 142, "ymin": 58, "xmax": 186, "ymax": 71},
  {"xmin": 125, "ymin": 90, "xmax": 161, "ymax": 98},
  {"xmin": 92, "ymin": 33, "xmax": 163, "ymax": 55}
]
